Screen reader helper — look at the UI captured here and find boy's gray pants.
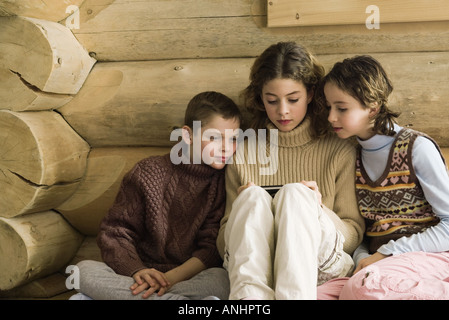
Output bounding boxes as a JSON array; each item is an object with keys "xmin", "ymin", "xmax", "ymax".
[{"xmin": 74, "ymin": 260, "xmax": 230, "ymax": 300}]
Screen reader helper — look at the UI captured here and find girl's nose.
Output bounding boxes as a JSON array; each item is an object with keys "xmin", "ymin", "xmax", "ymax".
[
  {"xmin": 327, "ymin": 107, "xmax": 336, "ymax": 123},
  {"xmin": 278, "ymin": 100, "xmax": 289, "ymax": 116}
]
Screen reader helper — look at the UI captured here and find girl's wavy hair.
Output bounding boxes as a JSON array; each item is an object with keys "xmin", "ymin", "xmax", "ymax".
[
  {"xmin": 317, "ymin": 55, "xmax": 400, "ymax": 136},
  {"xmin": 241, "ymin": 42, "xmax": 327, "ymax": 138}
]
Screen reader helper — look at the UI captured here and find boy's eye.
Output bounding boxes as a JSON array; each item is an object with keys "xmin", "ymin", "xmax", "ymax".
[{"xmin": 209, "ymin": 135, "xmax": 221, "ymax": 141}]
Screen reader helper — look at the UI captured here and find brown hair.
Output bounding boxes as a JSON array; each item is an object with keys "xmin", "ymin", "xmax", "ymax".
[
  {"xmin": 241, "ymin": 42, "xmax": 326, "ymax": 138},
  {"xmin": 319, "ymin": 55, "xmax": 400, "ymax": 136},
  {"xmin": 184, "ymin": 91, "xmax": 242, "ymax": 129}
]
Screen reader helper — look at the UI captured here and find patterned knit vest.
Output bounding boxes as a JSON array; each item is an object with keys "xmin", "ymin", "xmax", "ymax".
[{"xmin": 355, "ymin": 128, "xmax": 442, "ymax": 252}]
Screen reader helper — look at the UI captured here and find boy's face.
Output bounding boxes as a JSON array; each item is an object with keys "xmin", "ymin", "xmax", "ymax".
[
  {"xmin": 197, "ymin": 115, "xmax": 240, "ymax": 170},
  {"xmin": 324, "ymin": 82, "xmax": 378, "ymax": 140}
]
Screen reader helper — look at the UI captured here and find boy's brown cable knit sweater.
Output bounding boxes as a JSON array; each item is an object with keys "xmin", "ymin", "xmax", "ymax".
[{"xmin": 97, "ymin": 154, "xmax": 226, "ymax": 277}]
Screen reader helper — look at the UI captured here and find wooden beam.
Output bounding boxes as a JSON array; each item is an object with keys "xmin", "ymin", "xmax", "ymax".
[
  {"xmin": 0, "ymin": 0, "xmax": 85, "ymax": 22},
  {"xmin": 0, "ymin": 16, "xmax": 95, "ymax": 112},
  {"xmin": 0, "ymin": 110, "xmax": 90, "ymax": 218},
  {"xmin": 0, "ymin": 67, "xmax": 73, "ymax": 111},
  {"xmin": 0, "ymin": 273, "xmax": 69, "ymax": 299},
  {"xmin": 58, "ymin": 59, "xmax": 251, "ymax": 147},
  {"xmin": 0, "ymin": 211, "xmax": 83, "ymax": 290},
  {"xmin": 59, "ymin": 53, "xmax": 449, "ymax": 148},
  {"xmin": 267, "ymin": 0, "xmax": 449, "ymax": 27},
  {"xmin": 70, "ymin": 0, "xmax": 449, "ymax": 61}
]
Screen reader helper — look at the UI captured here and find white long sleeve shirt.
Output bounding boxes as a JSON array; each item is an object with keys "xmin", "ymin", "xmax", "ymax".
[{"xmin": 357, "ymin": 124, "xmax": 449, "ymax": 256}]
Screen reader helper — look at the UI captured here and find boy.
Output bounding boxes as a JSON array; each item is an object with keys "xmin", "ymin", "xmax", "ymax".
[{"xmin": 71, "ymin": 91, "xmax": 241, "ymax": 300}]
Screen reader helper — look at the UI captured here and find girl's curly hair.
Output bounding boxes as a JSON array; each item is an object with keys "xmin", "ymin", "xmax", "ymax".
[{"xmin": 242, "ymin": 42, "xmax": 327, "ymax": 138}]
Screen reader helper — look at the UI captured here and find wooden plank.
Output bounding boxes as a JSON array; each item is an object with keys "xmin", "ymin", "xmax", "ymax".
[
  {"xmin": 68, "ymin": 236, "xmax": 102, "ymax": 265},
  {"xmin": 58, "ymin": 58, "xmax": 252, "ymax": 147},
  {"xmin": 70, "ymin": 0, "xmax": 449, "ymax": 61},
  {"xmin": 59, "ymin": 53, "xmax": 449, "ymax": 148},
  {"xmin": 0, "ymin": 273, "xmax": 69, "ymax": 299},
  {"xmin": 442, "ymin": 148, "xmax": 449, "ymax": 162},
  {"xmin": 0, "ymin": 0, "xmax": 85, "ymax": 22},
  {"xmin": 267, "ymin": 0, "xmax": 449, "ymax": 27}
]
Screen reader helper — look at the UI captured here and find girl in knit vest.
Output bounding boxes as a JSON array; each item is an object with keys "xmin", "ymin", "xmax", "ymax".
[
  {"xmin": 217, "ymin": 42, "xmax": 365, "ymax": 300},
  {"xmin": 71, "ymin": 91, "xmax": 241, "ymax": 300},
  {"xmin": 318, "ymin": 55, "xmax": 449, "ymax": 299}
]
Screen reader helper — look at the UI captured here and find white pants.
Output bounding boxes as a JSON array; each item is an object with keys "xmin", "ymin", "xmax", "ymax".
[{"xmin": 223, "ymin": 183, "xmax": 353, "ymax": 300}]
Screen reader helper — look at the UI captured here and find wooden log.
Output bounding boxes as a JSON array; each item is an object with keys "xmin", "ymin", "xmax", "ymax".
[
  {"xmin": 0, "ymin": 16, "xmax": 95, "ymax": 111},
  {"xmin": 442, "ymin": 148, "xmax": 449, "ymax": 163},
  {"xmin": 0, "ymin": 67, "xmax": 73, "ymax": 111},
  {"xmin": 57, "ymin": 147, "xmax": 170, "ymax": 235},
  {"xmin": 0, "ymin": 110, "xmax": 90, "ymax": 218},
  {"xmin": 0, "ymin": 273, "xmax": 69, "ymax": 299},
  {"xmin": 57, "ymin": 58, "xmax": 252, "ymax": 147},
  {"xmin": 71, "ymin": 0, "xmax": 449, "ymax": 61},
  {"xmin": 0, "ymin": 211, "xmax": 84, "ymax": 291},
  {"xmin": 0, "ymin": 0, "xmax": 85, "ymax": 23},
  {"xmin": 68, "ymin": 236, "xmax": 102, "ymax": 265},
  {"xmin": 267, "ymin": 0, "xmax": 449, "ymax": 27},
  {"xmin": 59, "ymin": 53, "xmax": 449, "ymax": 148}
]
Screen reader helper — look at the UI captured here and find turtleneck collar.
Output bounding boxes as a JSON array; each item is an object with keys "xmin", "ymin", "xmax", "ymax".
[
  {"xmin": 266, "ymin": 117, "xmax": 314, "ymax": 148},
  {"xmin": 164, "ymin": 153, "xmax": 221, "ymax": 177},
  {"xmin": 357, "ymin": 123, "xmax": 402, "ymax": 152}
]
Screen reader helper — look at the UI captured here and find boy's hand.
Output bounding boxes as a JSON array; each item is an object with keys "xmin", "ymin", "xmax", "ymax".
[{"xmin": 131, "ymin": 268, "xmax": 171, "ymax": 299}]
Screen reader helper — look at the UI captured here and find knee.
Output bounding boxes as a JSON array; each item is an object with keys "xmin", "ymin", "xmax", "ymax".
[
  {"xmin": 230, "ymin": 185, "xmax": 273, "ymax": 220},
  {"xmin": 283, "ymin": 182, "xmax": 307, "ymax": 191},
  {"xmin": 275, "ymin": 183, "xmax": 320, "ymax": 219},
  {"xmin": 76, "ymin": 259, "xmax": 100, "ymax": 273},
  {"xmin": 279, "ymin": 183, "xmax": 313, "ymax": 196},
  {"xmin": 75, "ymin": 260, "xmax": 104, "ymax": 289},
  {"xmin": 207, "ymin": 268, "xmax": 230, "ymax": 298},
  {"xmin": 238, "ymin": 185, "xmax": 271, "ymax": 200},
  {"xmin": 207, "ymin": 268, "xmax": 230, "ymax": 287}
]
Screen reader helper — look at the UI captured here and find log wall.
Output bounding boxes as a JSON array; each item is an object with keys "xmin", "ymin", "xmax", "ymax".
[{"xmin": 0, "ymin": 0, "xmax": 448, "ymax": 297}]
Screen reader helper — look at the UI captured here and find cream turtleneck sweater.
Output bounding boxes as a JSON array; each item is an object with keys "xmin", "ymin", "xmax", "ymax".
[{"xmin": 217, "ymin": 117, "xmax": 365, "ymax": 258}]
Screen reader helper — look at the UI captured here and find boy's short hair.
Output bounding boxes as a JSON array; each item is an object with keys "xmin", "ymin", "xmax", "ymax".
[{"xmin": 184, "ymin": 91, "xmax": 242, "ymax": 129}]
